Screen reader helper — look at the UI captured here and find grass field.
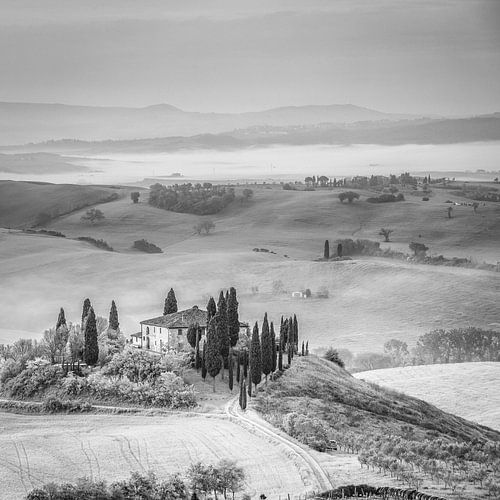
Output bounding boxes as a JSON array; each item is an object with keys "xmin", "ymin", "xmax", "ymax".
[
  {"xmin": 354, "ymin": 362, "xmax": 500, "ymax": 431},
  {"xmin": 0, "ymin": 183, "xmax": 499, "ymax": 354}
]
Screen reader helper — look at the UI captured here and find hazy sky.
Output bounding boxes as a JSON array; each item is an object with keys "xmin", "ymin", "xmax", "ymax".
[{"xmin": 1, "ymin": 0, "xmax": 499, "ymax": 115}]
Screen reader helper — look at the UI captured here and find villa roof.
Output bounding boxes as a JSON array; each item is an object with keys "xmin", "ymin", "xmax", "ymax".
[
  {"xmin": 130, "ymin": 331, "xmax": 142, "ymax": 338},
  {"xmin": 141, "ymin": 306, "xmax": 208, "ymax": 329}
]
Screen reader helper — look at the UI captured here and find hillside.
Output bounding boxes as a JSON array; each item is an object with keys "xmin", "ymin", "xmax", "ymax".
[
  {"xmin": 0, "ymin": 101, "xmax": 414, "ymax": 146},
  {"xmin": 254, "ymin": 356, "xmax": 500, "ymax": 499},
  {"xmin": 354, "ymin": 363, "xmax": 500, "ymax": 431},
  {"xmin": 0, "ymin": 152, "xmax": 87, "ymax": 174},
  {"xmin": 0, "ymin": 180, "xmax": 127, "ymax": 228}
]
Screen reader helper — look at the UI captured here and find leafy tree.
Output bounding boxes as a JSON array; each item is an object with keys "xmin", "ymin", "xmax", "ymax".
[
  {"xmin": 43, "ymin": 326, "xmax": 68, "ymax": 364},
  {"xmin": 324, "ymin": 347, "xmax": 345, "ymax": 367},
  {"xmin": 338, "ymin": 191, "xmax": 360, "ymax": 203},
  {"xmin": 84, "ymin": 307, "xmax": 99, "ymax": 366},
  {"xmin": 130, "ymin": 191, "xmax": 140, "ymax": 203},
  {"xmin": 379, "ymin": 228, "xmax": 394, "ymax": 242},
  {"xmin": 206, "ymin": 316, "xmax": 222, "ymax": 391},
  {"xmin": 227, "ymin": 287, "xmax": 239, "ymax": 347},
  {"xmin": 80, "ymin": 208, "xmax": 105, "ymax": 224},
  {"xmin": 261, "ymin": 313, "xmax": 272, "ymax": 383},
  {"xmin": 324, "ymin": 239, "xmax": 330, "ymax": 259},
  {"xmin": 217, "ymin": 459, "xmax": 245, "ymax": 499},
  {"xmin": 242, "ymin": 188, "xmax": 253, "ymax": 201},
  {"xmin": 56, "ymin": 307, "xmax": 66, "ymax": 330},
  {"xmin": 207, "ymin": 296, "xmax": 217, "ymax": 323},
  {"xmin": 250, "ymin": 322, "xmax": 262, "ymax": 391},
  {"xmin": 164, "ymin": 288, "xmax": 178, "ymax": 315},
  {"xmin": 409, "ymin": 241, "xmax": 429, "ymax": 257},
  {"xmin": 82, "ymin": 298, "xmax": 91, "ymax": 328},
  {"xmin": 194, "ymin": 220, "xmax": 216, "ymax": 235},
  {"xmin": 384, "ymin": 339, "xmax": 410, "ymax": 367},
  {"xmin": 109, "ymin": 300, "xmax": 119, "ymax": 331}
]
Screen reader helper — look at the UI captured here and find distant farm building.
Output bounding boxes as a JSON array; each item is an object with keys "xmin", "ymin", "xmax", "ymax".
[{"xmin": 131, "ymin": 305, "xmax": 249, "ymax": 353}]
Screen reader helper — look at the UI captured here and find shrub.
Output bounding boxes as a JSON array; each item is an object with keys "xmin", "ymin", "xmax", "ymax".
[
  {"xmin": 4, "ymin": 361, "xmax": 62, "ymax": 398},
  {"xmin": 324, "ymin": 348, "xmax": 345, "ymax": 368},
  {"xmin": 130, "ymin": 191, "xmax": 140, "ymax": 203},
  {"xmin": 80, "ymin": 208, "xmax": 105, "ymax": 224},
  {"xmin": 366, "ymin": 193, "xmax": 404, "ymax": 203},
  {"xmin": 282, "ymin": 412, "xmax": 331, "ymax": 451},
  {"xmin": 333, "ymin": 239, "xmax": 381, "ymax": 256},
  {"xmin": 133, "ymin": 239, "xmax": 162, "ymax": 253},
  {"xmin": 194, "ymin": 220, "xmax": 215, "ymax": 235},
  {"xmin": 77, "ymin": 236, "xmax": 114, "ymax": 251},
  {"xmin": 0, "ymin": 358, "xmax": 25, "ymax": 384},
  {"xmin": 339, "ymin": 191, "xmax": 360, "ymax": 203}
]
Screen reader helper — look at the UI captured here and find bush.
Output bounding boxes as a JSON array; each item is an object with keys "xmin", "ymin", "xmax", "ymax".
[
  {"xmin": 0, "ymin": 358, "xmax": 25, "ymax": 384},
  {"xmin": 339, "ymin": 191, "xmax": 360, "ymax": 203},
  {"xmin": 77, "ymin": 236, "xmax": 114, "ymax": 251},
  {"xmin": 4, "ymin": 360, "xmax": 62, "ymax": 398},
  {"xmin": 282, "ymin": 412, "xmax": 331, "ymax": 451},
  {"xmin": 366, "ymin": 193, "xmax": 404, "ymax": 203},
  {"xmin": 80, "ymin": 208, "xmax": 105, "ymax": 224},
  {"xmin": 333, "ymin": 239, "xmax": 380, "ymax": 256},
  {"xmin": 133, "ymin": 239, "xmax": 162, "ymax": 253},
  {"xmin": 324, "ymin": 348, "xmax": 345, "ymax": 368},
  {"xmin": 194, "ymin": 220, "xmax": 215, "ymax": 235}
]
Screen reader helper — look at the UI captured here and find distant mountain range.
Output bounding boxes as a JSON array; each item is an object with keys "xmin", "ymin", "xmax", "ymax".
[
  {"xmin": 0, "ymin": 101, "xmax": 420, "ymax": 146},
  {"xmin": 3, "ymin": 114, "xmax": 499, "ymax": 155}
]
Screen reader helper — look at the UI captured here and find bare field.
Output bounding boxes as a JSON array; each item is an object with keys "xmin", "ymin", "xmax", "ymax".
[{"xmin": 354, "ymin": 362, "xmax": 500, "ymax": 431}]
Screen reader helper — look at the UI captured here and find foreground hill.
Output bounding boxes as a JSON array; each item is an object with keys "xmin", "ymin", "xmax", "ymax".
[
  {"xmin": 0, "ymin": 101, "xmax": 413, "ymax": 146},
  {"xmin": 354, "ymin": 363, "xmax": 500, "ymax": 431}
]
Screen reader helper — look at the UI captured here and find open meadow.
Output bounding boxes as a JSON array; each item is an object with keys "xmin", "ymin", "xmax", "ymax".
[{"xmin": 354, "ymin": 362, "xmax": 500, "ymax": 431}]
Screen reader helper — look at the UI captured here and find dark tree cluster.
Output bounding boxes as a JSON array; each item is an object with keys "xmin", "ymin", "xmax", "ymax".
[{"xmin": 149, "ymin": 182, "xmax": 235, "ymax": 215}]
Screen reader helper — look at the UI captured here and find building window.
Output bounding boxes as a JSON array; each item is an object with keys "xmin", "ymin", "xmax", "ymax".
[{"xmin": 178, "ymin": 329, "xmax": 183, "ymax": 336}]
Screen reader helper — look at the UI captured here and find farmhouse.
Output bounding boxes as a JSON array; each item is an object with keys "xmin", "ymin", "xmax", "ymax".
[{"xmin": 131, "ymin": 305, "xmax": 249, "ymax": 353}]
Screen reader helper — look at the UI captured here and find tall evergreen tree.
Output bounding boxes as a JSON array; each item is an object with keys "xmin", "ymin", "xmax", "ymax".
[
  {"xmin": 287, "ymin": 342, "xmax": 292, "ymax": 366},
  {"xmin": 239, "ymin": 377, "xmax": 247, "ymax": 410},
  {"xmin": 227, "ymin": 287, "xmax": 240, "ymax": 347},
  {"xmin": 288, "ymin": 316, "xmax": 295, "ymax": 357},
  {"xmin": 301, "ymin": 341, "xmax": 305, "ymax": 356},
  {"xmin": 187, "ymin": 323, "xmax": 200, "ymax": 348},
  {"xmin": 247, "ymin": 367, "xmax": 252, "ymax": 397},
  {"xmin": 56, "ymin": 307, "xmax": 66, "ymax": 330},
  {"xmin": 201, "ymin": 342, "xmax": 207, "ymax": 380},
  {"xmin": 280, "ymin": 317, "xmax": 287, "ymax": 350},
  {"xmin": 84, "ymin": 307, "xmax": 98, "ymax": 366},
  {"xmin": 293, "ymin": 314, "xmax": 299, "ymax": 353},
  {"xmin": 250, "ymin": 322, "xmax": 262, "ymax": 391},
  {"xmin": 242, "ymin": 350, "xmax": 248, "ymax": 378},
  {"xmin": 305, "ymin": 341, "xmax": 309, "ymax": 356},
  {"xmin": 195, "ymin": 341, "xmax": 201, "ymax": 371},
  {"xmin": 236, "ymin": 352, "xmax": 241, "ymax": 383},
  {"xmin": 81, "ymin": 298, "xmax": 91, "ymax": 327},
  {"xmin": 278, "ymin": 344, "xmax": 283, "ymax": 371},
  {"xmin": 109, "ymin": 300, "xmax": 119, "ymax": 331},
  {"xmin": 164, "ymin": 288, "xmax": 178, "ymax": 315},
  {"xmin": 261, "ymin": 313, "xmax": 273, "ymax": 384},
  {"xmin": 206, "ymin": 296, "xmax": 217, "ymax": 323},
  {"xmin": 206, "ymin": 316, "xmax": 222, "ymax": 392},
  {"xmin": 324, "ymin": 240, "xmax": 330, "ymax": 259},
  {"xmin": 270, "ymin": 322, "xmax": 277, "ymax": 376},
  {"xmin": 217, "ymin": 293, "xmax": 229, "ymax": 379},
  {"xmin": 228, "ymin": 350, "xmax": 234, "ymax": 391}
]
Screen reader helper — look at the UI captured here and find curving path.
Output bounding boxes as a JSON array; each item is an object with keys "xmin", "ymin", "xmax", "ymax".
[{"xmin": 225, "ymin": 396, "xmax": 333, "ymax": 493}]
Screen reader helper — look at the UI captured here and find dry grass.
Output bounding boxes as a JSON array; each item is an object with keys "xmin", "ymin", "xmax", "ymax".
[{"xmin": 354, "ymin": 362, "xmax": 500, "ymax": 431}]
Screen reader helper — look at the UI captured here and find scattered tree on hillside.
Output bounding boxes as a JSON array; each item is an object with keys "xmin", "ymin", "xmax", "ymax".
[
  {"xmin": 261, "ymin": 313, "xmax": 273, "ymax": 384},
  {"xmin": 338, "ymin": 191, "xmax": 360, "ymax": 203},
  {"xmin": 82, "ymin": 298, "xmax": 91, "ymax": 328},
  {"xmin": 109, "ymin": 300, "xmax": 119, "ymax": 331},
  {"xmin": 130, "ymin": 191, "xmax": 140, "ymax": 203},
  {"xmin": 164, "ymin": 288, "xmax": 178, "ymax": 315},
  {"xmin": 384, "ymin": 339, "xmax": 409, "ymax": 367},
  {"xmin": 409, "ymin": 241, "xmax": 429, "ymax": 257},
  {"xmin": 194, "ymin": 220, "xmax": 216, "ymax": 235},
  {"xmin": 379, "ymin": 228, "xmax": 394, "ymax": 242},
  {"xmin": 206, "ymin": 316, "xmax": 222, "ymax": 391},
  {"xmin": 80, "ymin": 208, "xmax": 105, "ymax": 224},
  {"xmin": 56, "ymin": 308, "xmax": 66, "ymax": 330},
  {"xmin": 324, "ymin": 240, "xmax": 330, "ymax": 259},
  {"xmin": 84, "ymin": 307, "xmax": 99, "ymax": 366},
  {"xmin": 206, "ymin": 296, "xmax": 217, "ymax": 323},
  {"xmin": 227, "ymin": 287, "xmax": 239, "ymax": 347},
  {"xmin": 324, "ymin": 347, "xmax": 345, "ymax": 368},
  {"xmin": 250, "ymin": 322, "xmax": 262, "ymax": 392}
]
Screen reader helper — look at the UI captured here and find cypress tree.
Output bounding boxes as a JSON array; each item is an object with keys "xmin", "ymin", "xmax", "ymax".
[
  {"xmin": 270, "ymin": 322, "xmax": 277, "ymax": 375},
  {"xmin": 242, "ymin": 350, "xmax": 248, "ymax": 378},
  {"xmin": 278, "ymin": 344, "xmax": 283, "ymax": 371},
  {"xmin": 56, "ymin": 307, "xmax": 66, "ymax": 330},
  {"xmin": 228, "ymin": 350, "xmax": 234, "ymax": 391},
  {"xmin": 109, "ymin": 300, "xmax": 119, "ymax": 331},
  {"xmin": 195, "ymin": 341, "xmax": 201, "ymax": 371},
  {"xmin": 288, "ymin": 316, "xmax": 295, "ymax": 355},
  {"xmin": 280, "ymin": 317, "xmax": 287, "ymax": 349},
  {"xmin": 217, "ymin": 293, "xmax": 229, "ymax": 379},
  {"xmin": 250, "ymin": 322, "xmax": 262, "ymax": 391},
  {"xmin": 306, "ymin": 341, "xmax": 309, "ymax": 356},
  {"xmin": 206, "ymin": 296, "xmax": 217, "ymax": 323},
  {"xmin": 187, "ymin": 323, "xmax": 199, "ymax": 348},
  {"xmin": 247, "ymin": 367, "xmax": 252, "ymax": 397},
  {"xmin": 84, "ymin": 307, "xmax": 98, "ymax": 366},
  {"xmin": 82, "ymin": 298, "xmax": 91, "ymax": 327},
  {"xmin": 239, "ymin": 378, "xmax": 247, "ymax": 410},
  {"xmin": 301, "ymin": 341, "xmax": 305, "ymax": 356},
  {"xmin": 261, "ymin": 313, "xmax": 273, "ymax": 384},
  {"xmin": 236, "ymin": 352, "xmax": 241, "ymax": 383},
  {"xmin": 164, "ymin": 288, "xmax": 178, "ymax": 315},
  {"xmin": 287, "ymin": 342, "xmax": 292, "ymax": 366},
  {"xmin": 293, "ymin": 314, "xmax": 299, "ymax": 353},
  {"xmin": 227, "ymin": 287, "xmax": 239, "ymax": 347},
  {"xmin": 206, "ymin": 316, "xmax": 222, "ymax": 392},
  {"xmin": 324, "ymin": 240, "xmax": 330, "ymax": 259},
  {"xmin": 201, "ymin": 342, "xmax": 207, "ymax": 380}
]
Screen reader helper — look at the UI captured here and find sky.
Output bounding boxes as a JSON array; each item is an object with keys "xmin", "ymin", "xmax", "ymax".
[{"xmin": 1, "ymin": 0, "xmax": 499, "ymax": 115}]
